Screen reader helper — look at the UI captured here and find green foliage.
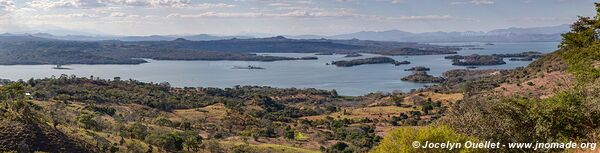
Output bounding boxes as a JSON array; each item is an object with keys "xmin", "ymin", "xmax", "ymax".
[
  {"xmin": 0, "ymin": 83, "xmax": 29, "ymax": 101},
  {"xmin": 231, "ymin": 144, "xmax": 256, "ymax": 153},
  {"xmin": 183, "ymin": 134, "xmax": 202, "ymax": 152},
  {"xmin": 77, "ymin": 113, "xmax": 99, "ymax": 130},
  {"xmin": 30, "ymin": 76, "xmax": 339, "ymax": 113},
  {"xmin": 494, "ymin": 91, "xmax": 591, "ymax": 143},
  {"xmin": 126, "ymin": 122, "xmax": 148, "ymax": 140},
  {"xmin": 326, "ymin": 142, "xmax": 352, "ymax": 153},
  {"xmin": 560, "ymin": 3, "xmax": 600, "ymax": 82},
  {"xmin": 284, "ymin": 126, "xmax": 295, "ymax": 140},
  {"xmin": 204, "ymin": 140, "xmax": 224, "ymax": 153},
  {"xmin": 372, "ymin": 125, "xmax": 483, "ymax": 153},
  {"xmin": 86, "ymin": 105, "xmax": 116, "ymax": 116},
  {"xmin": 152, "ymin": 117, "xmax": 174, "ymax": 127},
  {"xmin": 156, "ymin": 132, "xmax": 185, "ymax": 151},
  {"xmin": 526, "ymin": 82, "xmax": 535, "ymax": 86},
  {"xmin": 294, "ymin": 132, "xmax": 310, "ymax": 141}
]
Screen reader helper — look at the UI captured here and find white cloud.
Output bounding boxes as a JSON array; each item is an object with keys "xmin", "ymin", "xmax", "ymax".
[
  {"xmin": 508, "ymin": 17, "xmax": 575, "ymax": 22},
  {"xmin": 450, "ymin": 0, "xmax": 494, "ymax": 5},
  {"xmin": 167, "ymin": 9, "xmax": 471, "ymax": 23},
  {"xmin": 194, "ymin": 3, "xmax": 235, "ymax": 9},
  {"xmin": 146, "ymin": 0, "xmax": 192, "ymax": 7},
  {"xmin": 30, "ymin": 13, "xmax": 100, "ymax": 19},
  {"xmin": 470, "ymin": 0, "xmax": 494, "ymax": 5},
  {"xmin": 28, "ymin": 0, "xmax": 106, "ymax": 9},
  {"xmin": 109, "ymin": 12, "xmax": 127, "ymax": 17},
  {"xmin": 27, "ymin": 0, "xmax": 233, "ymax": 9},
  {"xmin": 390, "ymin": 0, "xmax": 404, "ymax": 4},
  {"xmin": 379, "ymin": 15, "xmax": 474, "ymax": 21},
  {"xmin": 168, "ymin": 9, "xmax": 360, "ymax": 18},
  {"xmin": 0, "ymin": 0, "xmax": 16, "ymax": 17},
  {"xmin": 0, "ymin": 0, "xmax": 14, "ymax": 9},
  {"xmin": 268, "ymin": 3, "xmax": 290, "ymax": 7}
]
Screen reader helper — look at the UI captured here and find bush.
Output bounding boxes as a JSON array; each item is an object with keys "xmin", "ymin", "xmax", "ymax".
[
  {"xmin": 156, "ymin": 133, "xmax": 184, "ymax": 151},
  {"xmin": 371, "ymin": 125, "xmax": 483, "ymax": 153}
]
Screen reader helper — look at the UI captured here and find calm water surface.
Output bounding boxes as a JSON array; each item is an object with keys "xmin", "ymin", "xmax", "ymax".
[{"xmin": 0, "ymin": 42, "xmax": 559, "ymax": 96}]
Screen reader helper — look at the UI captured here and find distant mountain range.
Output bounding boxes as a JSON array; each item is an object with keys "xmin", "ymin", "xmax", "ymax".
[
  {"xmin": 286, "ymin": 24, "xmax": 570, "ymax": 42},
  {"xmin": 3, "ymin": 24, "xmax": 570, "ymax": 42},
  {"xmin": 14, "ymin": 33, "xmax": 253, "ymax": 41}
]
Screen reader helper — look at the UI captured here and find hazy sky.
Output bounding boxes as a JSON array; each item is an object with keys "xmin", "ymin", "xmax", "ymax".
[{"xmin": 0, "ymin": 0, "xmax": 597, "ymax": 35}]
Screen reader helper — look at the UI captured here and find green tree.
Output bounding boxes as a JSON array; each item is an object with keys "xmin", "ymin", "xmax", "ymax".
[
  {"xmin": 372, "ymin": 125, "xmax": 484, "ymax": 153},
  {"xmin": 128, "ymin": 122, "xmax": 148, "ymax": 140},
  {"xmin": 157, "ymin": 133, "xmax": 184, "ymax": 151},
  {"xmin": 184, "ymin": 135, "xmax": 203, "ymax": 152},
  {"xmin": 77, "ymin": 113, "xmax": 97, "ymax": 130},
  {"xmin": 284, "ymin": 126, "xmax": 295, "ymax": 139}
]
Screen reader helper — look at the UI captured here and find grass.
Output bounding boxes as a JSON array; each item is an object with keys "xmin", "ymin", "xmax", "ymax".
[
  {"xmin": 294, "ymin": 132, "xmax": 310, "ymax": 141},
  {"xmin": 302, "ymin": 106, "xmax": 414, "ymax": 120},
  {"xmin": 221, "ymin": 141, "xmax": 321, "ymax": 153},
  {"xmin": 403, "ymin": 92, "xmax": 463, "ymax": 105},
  {"xmin": 170, "ymin": 103, "xmax": 228, "ymax": 122}
]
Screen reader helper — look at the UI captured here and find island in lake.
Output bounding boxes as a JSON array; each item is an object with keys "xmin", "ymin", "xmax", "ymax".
[
  {"xmin": 401, "ymin": 71, "xmax": 446, "ymax": 83},
  {"xmin": 444, "ymin": 51, "xmax": 544, "ymax": 66},
  {"xmin": 232, "ymin": 65, "xmax": 265, "ymax": 69},
  {"xmin": 446, "ymin": 54, "xmax": 506, "ymax": 66},
  {"xmin": 404, "ymin": 66, "xmax": 430, "ymax": 71},
  {"xmin": 344, "ymin": 53, "xmax": 363, "ymax": 57},
  {"xmin": 315, "ymin": 52, "xmax": 334, "ymax": 55},
  {"xmin": 331, "ymin": 57, "xmax": 408, "ymax": 67}
]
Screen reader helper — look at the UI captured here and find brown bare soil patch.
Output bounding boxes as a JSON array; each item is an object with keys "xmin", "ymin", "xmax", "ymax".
[
  {"xmin": 170, "ymin": 103, "xmax": 228, "ymax": 122},
  {"xmin": 495, "ymin": 71, "xmax": 574, "ymax": 99},
  {"xmin": 403, "ymin": 92, "xmax": 463, "ymax": 105}
]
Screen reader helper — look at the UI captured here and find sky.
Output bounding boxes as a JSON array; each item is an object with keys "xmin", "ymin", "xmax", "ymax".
[{"xmin": 0, "ymin": 0, "xmax": 597, "ymax": 36}]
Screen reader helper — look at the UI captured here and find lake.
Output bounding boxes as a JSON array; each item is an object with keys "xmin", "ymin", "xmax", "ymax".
[{"xmin": 0, "ymin": 42, "xmax": 559, "ymax": 96}]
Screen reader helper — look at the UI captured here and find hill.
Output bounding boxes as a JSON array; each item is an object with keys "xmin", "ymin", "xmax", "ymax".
[{"xmin": 0, "ymin": 35, "xmax": 458, "ymax": 65}]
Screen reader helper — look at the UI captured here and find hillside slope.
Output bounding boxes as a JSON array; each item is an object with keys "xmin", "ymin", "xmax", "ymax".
[{"xmin": 372, "ymin": 3, "xmax": 600, "ymax": 153}]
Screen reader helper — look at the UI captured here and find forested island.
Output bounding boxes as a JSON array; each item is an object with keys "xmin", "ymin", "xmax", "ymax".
[
  {"xmin": 404, "ymin": 66, "xmax": 430, "ymax": 71},
  {"xmin": 401, "ymin": 71, "xmax": 446, "ymax": 83},
  {"xmin": 444, "ymin": 51, "xmax": 544, "ymax": 66},
  {"xmin": 344, "ymin": 53, "xmax": 363, "ymax": 57},
  {"xmin": 331, "ymin": 57, "xmax": 407, "ymax": 67},
  {"xmin": 447, "ymin": 54, "xmax": 507, "ymax": 66}
]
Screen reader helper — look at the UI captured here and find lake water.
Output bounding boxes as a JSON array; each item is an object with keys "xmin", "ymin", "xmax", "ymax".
[{"xmin": 0, "ymin": 42, "xmax": 559, "ymax": 96}]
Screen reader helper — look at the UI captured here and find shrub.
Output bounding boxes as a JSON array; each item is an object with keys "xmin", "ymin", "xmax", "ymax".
[
  {"xmin": 156, "ymin": 133, "xmax": 184, "ymax": 151},
  {"xmin": 371, "ymin": 125, "xmax": 484, "ymax": 153}
]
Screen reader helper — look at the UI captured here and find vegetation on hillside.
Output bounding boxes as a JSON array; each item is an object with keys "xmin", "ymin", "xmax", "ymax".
[
  {"xmin": 370, "ymin": 3, "xmax": 600, "ymax": 153},
  {"xmin": 431, "ymin": 3, "xmax": 600, "ymax": 152},
  {"xmin": 2, "ymin": 3, "xmax": 599, "ymax": 153}
]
